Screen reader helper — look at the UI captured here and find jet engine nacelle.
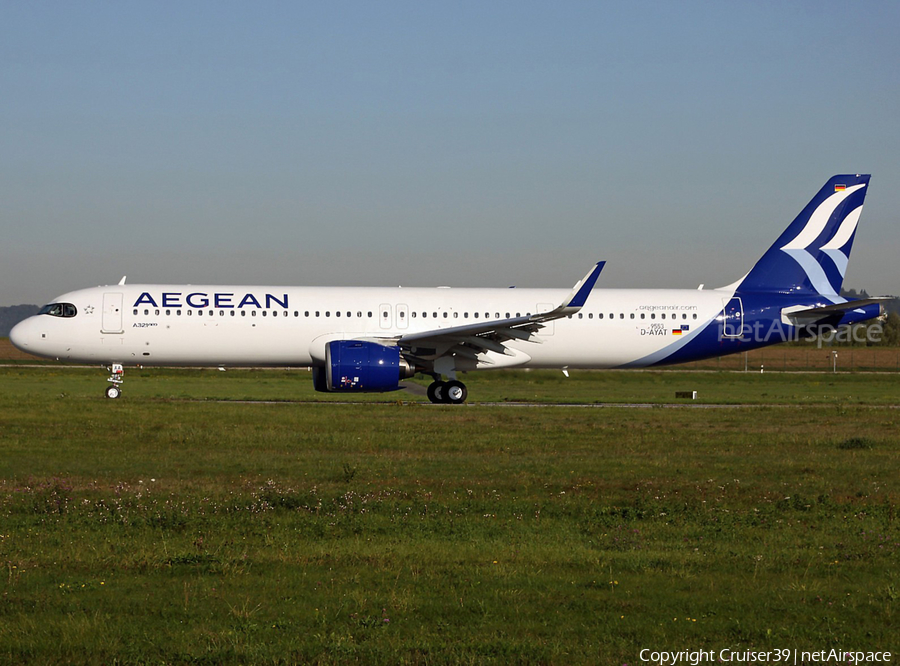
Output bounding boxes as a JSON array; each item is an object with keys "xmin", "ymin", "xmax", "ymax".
[{"xmin": 316, "ymin": 340, "xmax": 414, "ymax": 392}]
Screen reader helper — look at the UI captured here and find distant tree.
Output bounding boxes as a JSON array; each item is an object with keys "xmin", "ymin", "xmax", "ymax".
[
  {"xmin": 841, "ymin": 287, "xmax": 871, "ymax": 300},
  {"xmin": 0, "ymin": 305, "xmax": 39, "ymax": 337},
  {"xmin": 879, "ymin": 312, "xmax": 900, "ymax": 347}
]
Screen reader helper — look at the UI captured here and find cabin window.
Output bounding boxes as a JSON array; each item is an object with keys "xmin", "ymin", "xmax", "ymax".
[
  {"xmin": 335, "ymin": 311, "xmax": 340, "ymax": 317},
  {"xmin": 693, "ymin": 313, "xmax": 698, "ymax": 320},
  {"xmin": 453, "ymin": 312, "xmax": 458, "ymax": 318},
  {"xmin": 219, "ymin": 310, "xmax": 224, "ymax": 316},
  {"xmin": 165, "ymin": 309, "xmax": 171, "ymax": 316},
  {"xmin": 651, "ymin": 313, "xmax": 656, "ymax": 319},
  {"xmin": 474, "ymin": 312, "xmax": 479, "ymax": 319},
  {"xmin": 641, "ymin": 313, "xmax": 645, "ymax": 319},
  {"xmin": 630, "ymin": 313, "xmax": 635, "ymax": 319},
  {"xmin": 176, "ymin": 310, "xmax": 182, "ymax": 316},
  {"xmin": 252, "ymin": 311, "xmax": 257, "ymax": 317},
  {"xmin": 367, "ymin": 311, "xmax": 372, "ymax": 318},
  {"xmin": 599, "ymin": 313, "xmax": 604, "ymax": 319},
  {"xmin": 505, "ymin": 312, "xmax": 510, "ymax": 318},
  {"xmin": 231, "ymin": 311, "xmax": 235, "ymax": 316},
  {"xmin": 133, "ymin": 309, "xmax": 138, "ymax": 315},
  {"xmin": 589, "ymin": 313, "xmax": 593, "ymax": 319},
  {"xmin": 144, "ymin": 309, "xmax": 149, "ymax": 315},
  {"xmin": 578, "ymin": 313, "xmax": 583, "ymax": 319},
  {"xmin": 357, "ymin": 312, "xmax": 362, "ymax": 318},
  {"xmin": 241, "ymin": 311, "xmax": 246, "ymax": 317},
  {"xmin": 187, "ymin": 310, "xmax": 193, "ymax": 316}
]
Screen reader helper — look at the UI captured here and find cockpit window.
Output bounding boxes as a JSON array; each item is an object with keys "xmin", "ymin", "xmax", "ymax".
[{"xmin": 38, "ymin": 303, "xmax": 77, "ymax": 318}]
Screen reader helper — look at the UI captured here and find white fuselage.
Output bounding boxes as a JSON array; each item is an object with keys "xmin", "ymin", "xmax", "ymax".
[{"xmin": 11, "ymin": 283, "xmax": 732, "ymax": 369}]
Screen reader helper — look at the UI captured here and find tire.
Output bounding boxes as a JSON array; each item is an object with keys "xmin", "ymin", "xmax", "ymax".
[
  {"xmin": 427, "ymin": 381, "xmax": 445, "ymax": 404},
  {"xmin": 444, "ymin": 380, "xmax": 467, "ymax": 405},
  {"xmin": 105, "ymin": 385, "xmax": 121, "ymax": 399}
]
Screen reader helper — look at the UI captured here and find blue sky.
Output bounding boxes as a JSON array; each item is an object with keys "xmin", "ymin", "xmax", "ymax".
[{"xmin": 2, "ymin": 1, "xmax": 898, "ymax": 304}]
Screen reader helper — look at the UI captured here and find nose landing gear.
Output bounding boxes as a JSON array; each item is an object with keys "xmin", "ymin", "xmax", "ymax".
[
  {"xmin": 105, "ymin": 363, "xmax": 124, "ymax": 399},
  {"xmin": 426, "ymin": 378, "xmax": 467, "ymax": 405}
]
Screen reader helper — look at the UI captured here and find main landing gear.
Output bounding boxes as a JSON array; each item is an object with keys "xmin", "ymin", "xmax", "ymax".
[
  {"xmin": 105, "ymin": 363, "xmax": 124, "ymax": 399},
  {"xmin": 426, "ymin": 379, "xmax": 468, "ymax": 405}
]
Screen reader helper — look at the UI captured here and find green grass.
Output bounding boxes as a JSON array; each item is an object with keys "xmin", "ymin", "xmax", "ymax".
[
  {"xmin": 2, "ymin": 364, "xmax": 897, "ymax": 405},
  {"xmin": 0, "ymin": 367, "xmax": 898, "ymax": 664}
]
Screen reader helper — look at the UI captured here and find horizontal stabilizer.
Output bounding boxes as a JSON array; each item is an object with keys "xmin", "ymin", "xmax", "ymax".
[{"xmin": 781, "ymin": 297, "xmax": 893, "ymax": 325}]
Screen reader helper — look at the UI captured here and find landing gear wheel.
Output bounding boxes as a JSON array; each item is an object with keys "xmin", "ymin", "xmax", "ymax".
[
  {"xmin": 105, "ymin": 385, "xmax": 121, "ymax": 399},
  {"xmin": 427, "ymin": 381, "xmax": 446, "ymax": 404},
  {"xmin": 444, "ymin": 380, "xmax": 467, "ymax": 405}
]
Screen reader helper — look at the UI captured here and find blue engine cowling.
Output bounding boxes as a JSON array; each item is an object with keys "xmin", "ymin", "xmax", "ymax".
[{"xmin": 319, "ymin": 340, "xmax": 412, "ymax": 392}]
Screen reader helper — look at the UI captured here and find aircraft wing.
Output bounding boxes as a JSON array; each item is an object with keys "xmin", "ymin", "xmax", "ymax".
[{"xmin": 385, "ymin": 262, "xmax": 604, "ymax": 363}]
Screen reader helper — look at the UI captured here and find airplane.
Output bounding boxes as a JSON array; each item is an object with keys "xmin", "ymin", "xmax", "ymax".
[{"xmin": 10, "ymin": 174, "xmax": 890, "ymax": 404}]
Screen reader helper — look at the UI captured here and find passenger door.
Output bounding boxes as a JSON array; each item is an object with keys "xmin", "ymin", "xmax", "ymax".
[{"xmin": 101, "ymin": 293, "xmax": 124, "ymax": 334}]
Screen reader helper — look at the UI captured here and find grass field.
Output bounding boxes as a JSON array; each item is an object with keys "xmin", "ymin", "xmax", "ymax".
[{"xmin": 0, "ymin": 364, "xmax": 898, "ymax": 664}]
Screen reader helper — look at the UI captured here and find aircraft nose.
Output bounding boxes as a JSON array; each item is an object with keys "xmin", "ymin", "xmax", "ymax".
[{"xmin": 9, "ymin": 318, "xmax": 36, "ymax": 352}]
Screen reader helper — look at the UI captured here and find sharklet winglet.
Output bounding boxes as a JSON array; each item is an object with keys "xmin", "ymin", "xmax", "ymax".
[{"xmin": 566, "ymin": 262, "xmax": 605, "ymax": 309}]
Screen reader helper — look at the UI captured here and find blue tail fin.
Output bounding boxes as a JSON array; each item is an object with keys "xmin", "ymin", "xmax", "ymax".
[{"xmin": 737, "ymin": 174, "xmax": 870, "ymax": 295}]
